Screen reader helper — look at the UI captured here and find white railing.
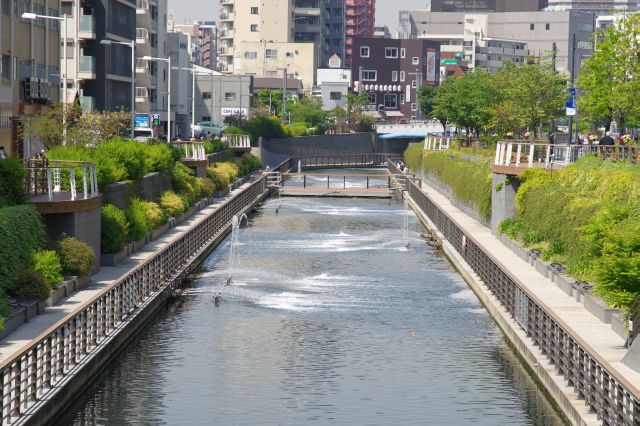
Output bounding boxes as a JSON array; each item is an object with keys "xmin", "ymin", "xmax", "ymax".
[
  {"xmin": 495, "ymin": 141, "xmax": 575, "ymax": 168},
  {"xmin": 24, "ymin": 159, "xmax": 99, "ymax": 201},
  {"xmin": 170, "ymin": 141, "xmax": 206, "ymax": 161},
  {"xmin": 375, "ymin": 119, "xmax": 444, "ymax": 135},
  {"xmin": 222, "ymin": 134, "xmax": 251, "ymax": 149},
  {"xmin": 424, "ymin": 135, "xmax": 451, "ymax": 151}
]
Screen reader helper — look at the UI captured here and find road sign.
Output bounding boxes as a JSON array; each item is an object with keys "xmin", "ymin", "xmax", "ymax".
[{"xmin": 441, "ymin": 59, "xmax": 458, "ymax": 65}]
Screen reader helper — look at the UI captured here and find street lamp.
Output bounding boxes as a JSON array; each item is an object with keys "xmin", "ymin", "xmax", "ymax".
[
  {"xmin": 172, "ymin": 65, "xmax": 216, "ymax": 138},
  {"xmin": 22, "ymin": 12, "xmax": 68, "ymax": 144},
  {"xmin": 142, "ymin": 55, "xmax": 171, "ymax": 143},
  {"xmin": 100, "ymin": 39, "xmax": 135, "ymax": 139}
]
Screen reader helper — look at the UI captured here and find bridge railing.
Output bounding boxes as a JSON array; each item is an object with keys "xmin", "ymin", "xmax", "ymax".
[
  {"xmin": 424, "ymin": 135, "xmax": 451, "ymax": 151},
  {"xmin": 169, "ymin": 141, "xmax": 206, "ymax": 161},
  {"xmin": 222, "ymin": 134, "xmax": 251, "ymax": 149},
  {"xmin": 495, "ymin": 141, "xmax": 575, "ymax": 168},
  {"xmin": 406, "ymin": 177, "xmax": 640, "ymax": 423},
  {"xmin": 0, "ymin": 176, "xmax": 267, "ymax": 425},
  {"xmin": 24, "ymin": 159, "xmax": 99, "ymax": 201}
]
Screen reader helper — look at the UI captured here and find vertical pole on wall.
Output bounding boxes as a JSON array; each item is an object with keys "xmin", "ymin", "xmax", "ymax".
[
  {"xmin": 282, "ymin": 67, "xmax": 287, "ymax": 126},
  {"xmin": 62, "ymin": 14, "xmax": 68, "ymax": 145}
]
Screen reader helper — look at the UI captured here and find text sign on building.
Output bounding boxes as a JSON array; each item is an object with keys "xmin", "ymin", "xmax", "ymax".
[
  {"xmin": 221, "ymin": 107, "xmax": 248, "ymax": 117},
  {"xmin": 441, "ymin": 59, "xmax": 458, "ymax": 65},
  {"xmin": 426, "ymin": 49, "xmax": 437, "ymax": 84},
  {"xmin": 135, "ymin": 114, "xmax": 150, "ymax": 128}
]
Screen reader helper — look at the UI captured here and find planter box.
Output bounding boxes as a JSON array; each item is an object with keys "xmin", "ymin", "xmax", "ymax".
[
  {"xmin": 150, "ymin": 222, "xmax": 171, "ymax": 241},
  {"xmin": 0, "ymin": 300, "xmax": 45, "ymax": 340},
  {"xmin": 46, "ymin": 280, "xmax": 72, "ymax": 307},
  {"xmin": 101, "ymin": 245, "xmax": 129, "ymax": 266},
  {"xmin": 584, "ymin": 294, "xmax": 618, "ymax": 324},
  {"xmin": 611, "ymin": 313, "xmax": 627, "ymax": 340}
]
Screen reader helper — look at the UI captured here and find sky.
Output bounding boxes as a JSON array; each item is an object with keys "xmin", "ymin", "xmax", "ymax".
[{"xmin": 168, "ymin": 0, "xmax": 430, "ymax": 33}]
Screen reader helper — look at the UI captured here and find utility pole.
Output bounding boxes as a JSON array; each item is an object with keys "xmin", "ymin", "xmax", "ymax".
[
  {"xmin": 282, "ymin": 67, "xmax": 287, "ymax": 125},
  {"xmin": 568, "ymin": 32, "xmax": 576, "ymax": 143}
]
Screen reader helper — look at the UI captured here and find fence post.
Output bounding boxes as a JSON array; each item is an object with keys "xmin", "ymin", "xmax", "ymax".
[{"xmin": 528, "ymin": 144, "xmax": 535, "ymax": 168}]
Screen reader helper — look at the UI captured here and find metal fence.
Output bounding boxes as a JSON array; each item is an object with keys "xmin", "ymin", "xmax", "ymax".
[
  {"xmin": 169, "ymin": 141, "xmax": 206, "ymax": 161},
  {"xmin": 0, "ymin": 176, "xmax": 267, "ymax": 425},
  {"xmin": 24, "ymin": 159, "xmax": 99, "ymax": 201},
  {"xmin": 405, "ymin": 177, "xmax": 640, "ymax": 425}
]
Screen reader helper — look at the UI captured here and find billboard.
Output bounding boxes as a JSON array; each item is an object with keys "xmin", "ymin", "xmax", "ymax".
[
  {"xmin": 135, "ymin": 114, "xmax": 149, "ymax": 128},
  {"xmin": 426, "ymin": 49, "xmax": 437, "ymax": 84}
]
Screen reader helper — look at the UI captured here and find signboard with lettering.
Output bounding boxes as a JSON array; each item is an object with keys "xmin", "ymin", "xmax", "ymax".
[
  {"xmin": 441, "ymin": 59, "xmax": 458, "ymax": 65},
  {"xmin": 426, "ymin": 49, "xmax": 437, "ymax": 84},
  {"xmin": 221, "ymin": 107, "xmax": 248, "ymax": 117},
  {"xmin": 135, "ymin": 114, "xmax": 149, "ymax": 128}
]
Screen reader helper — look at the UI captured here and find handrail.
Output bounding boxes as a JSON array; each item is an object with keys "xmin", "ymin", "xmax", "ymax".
[
  {"xmin": 405, "ymin": 177, "xmax": 640, "ymax": 422},
  {"xmin": 24, "ymin": 158, "xmax": 99, "ymax": 201},
  {"xmin": 169, "ymin": 141, "xmax": 206, "ymax": 161},
  {"xmin": 221, "ymin": 134, "xmax": 251, "ymax": 149},
  {"xmin": 424, "ymin": 135, "xmax": 451, "ymax": 151},
  {"xmin": 0, "ymin": 175, "xmax": 268, "ymax": 424}
]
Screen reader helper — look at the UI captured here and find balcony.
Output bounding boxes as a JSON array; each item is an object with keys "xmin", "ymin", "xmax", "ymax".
[
  {"xmin": 78, "ymin": 56, "xmax": 96, "ymax": 80},
  {"xmin": 220, "ymin": 46, "xmax": 234, "ymax": 56},
  {"xmin": 136, "ymin": 0, "xmax": 149, "ymax": 13},
  {"xmin": 78, "ymin": 15, "xmax": 95, "ymax": 39},
  {"xmin": 219, "ymin": 29, "xmax": 234, "ymax": 39},
  {"xmin": 135, "ymin": 86, "xmax": 148, "ymax": 103},
  {"xmin": 220, "ymin": 0, "xmax": 234, "ymax": 5},
  {"xmin": 220, "ymin": 11, "xmax": 234, "ymax": 21},
  {"xmin": 80, "ymin": 96, "xmax": 95, "ymax": 112},
  {"xmin": 136, "ymin": 28, "xmax": 150, "ymax": 44},
  {"xmin": 294, "ymin": 7, "xmax": 320, "ymax": 16}
]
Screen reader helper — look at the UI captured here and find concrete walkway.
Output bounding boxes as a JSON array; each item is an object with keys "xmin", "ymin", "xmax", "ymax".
[
  {"xmin": 0, "ymin": 182, "xmax": 254, "ymax": 362},
  {"xmin": 416, "ymin": 179, "xmax": 640, "ymax": 393}
]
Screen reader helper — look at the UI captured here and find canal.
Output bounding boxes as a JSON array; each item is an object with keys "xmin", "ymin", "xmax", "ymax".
[{"xmin": 57, "ymin": 195, "xmax": 564, "ymax": 425}]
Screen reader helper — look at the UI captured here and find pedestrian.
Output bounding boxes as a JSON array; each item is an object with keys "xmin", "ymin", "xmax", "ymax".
[
  {"xmin": 599, "ymin": 131, "xmax": 615, "ymax": 159},
  {"xmin": 0, "ymin": 146, "xmax": 6, "ymax": 160},
  {"xmin": 548, "ymin": 132, "xmax": 555, "ymax": 145}
]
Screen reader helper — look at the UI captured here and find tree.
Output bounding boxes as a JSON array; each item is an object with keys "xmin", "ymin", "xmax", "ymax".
[
  {"xmin": 255, "ymin": 89, "xmax": 284, "ymax": 116},
  {"xmin": 493, "ymin": 60, "xmax": 566, "ymax": 136},
  {"xmin": 417, "ymin": 86, "xmax": 438, "ymax": 118},
  {"xmin": 578, "ymin": 14, "xmax": 640, "ymax": 130},
  {"xmin": 287, "ymin": 96, "xmax": 327, "ymax": 127}
]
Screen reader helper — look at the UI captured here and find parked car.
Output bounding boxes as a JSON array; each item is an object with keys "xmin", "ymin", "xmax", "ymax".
[
  {"xmin": 192, "ymin": 122, "xmax": 225, "ymax": 137},
  {"xmin": 133, "ymin": 127, "xmax": 156, "ymax": 143}
]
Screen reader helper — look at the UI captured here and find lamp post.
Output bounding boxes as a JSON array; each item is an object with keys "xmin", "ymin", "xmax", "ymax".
[
  {"xmin": 100, "ymin": 39, "xmax": 135, "ymax": 139},
  {"xmin": 172, "ymin": 65, "xmax": 216, "ymax": 138},
  {"xmin": 142, "ymin": 55, "xmax": 171, "ymax": 143},
  {"xmin": 22, "ymin": 12, "xmax": 67, "ymax": 144}
]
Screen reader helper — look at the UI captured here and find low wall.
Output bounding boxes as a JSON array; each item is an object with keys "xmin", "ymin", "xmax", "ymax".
[{"xmin": 102, "ymin": 172, "xmax": 172, "ymax": 209}]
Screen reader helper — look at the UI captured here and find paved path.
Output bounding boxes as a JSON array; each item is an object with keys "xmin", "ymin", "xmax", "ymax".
[
  {"xmin": 0, "ymin": 183, "xmax": 253, "ymax": 362},
  {"xmin": 416, "ymin": 180, "xmax": 640, "ymax": 392}
]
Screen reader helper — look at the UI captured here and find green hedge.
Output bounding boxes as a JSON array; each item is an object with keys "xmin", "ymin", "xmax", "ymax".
[
  {"xmin": 101, "ymin": 205, "xmax": 128, "ymax": 254},
  {"xmin": 0, "ymin": 157, "xmax": 27, "ymax": 207},
  {"xmin": 0, "ymin": 205, "xmax": 45, "ymax": 291},
  {"xmin": 501, "ymin": 157, "xmax": 640, "ymax": 308},
  {"xmin": 421, "ymin": 151, "xmax": 492, "ymax": 221},
  {"xmin": 46, "ymin": 138, "xmax": 180, "ymax": 190},
  {"xmin": 403, "ymin": 143, "xmax": 423, "ymax": 172}
]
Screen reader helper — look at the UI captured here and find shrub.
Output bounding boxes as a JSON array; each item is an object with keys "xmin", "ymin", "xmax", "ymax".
[
  {"xmin": 58, "ymin": 237, "xmax": 95, "ymax": 277},
  {"xmin": 0, "ymin": 156, "xmax": 27, "ymax": 207},
  {"xmin": 207, "ymin": 167, "xmax": 229, "ymax": 192},
  {"xmin": 195, "ymin": 177, "xmax": 216, "ymax": 198},
  {"xmin": 403, "ymin": 143, "xmax": 424, "ymax": 172},
  {"xmin": 101, "ymin": 204, "xmax": 128, "ymax": 254},
  {"xmin": 222, "ymin": 126, "xmax": 246, "ymax": 135},
  {"xmin": 125, "ymin": 198, "xmax": 149, "ymax": 241},
  {"xmin": 0, "ymin": 205, "xmax": 46, "ymax": 291},
  {"xmin": 144, "ymin": 143, "xmax": 179, "ymax": 174},
  {"xmin": 140, "ymin": 200, "xmax": 166, "ymax": 230},
  {"xmin": 210, "ymin": 162, "xmax": 239, "ymax": 183},
  {"xmin": 289, "ymin": 122, "xmax": 309, "ymax": 137},
  {"xmin": 160, "ymin": 191, "xmax": 186, "ymax": 218},
  {"xmin": 241, "ymin": 153, "xmax": 261, "ymax": 172},
  {"xmin": 245, "ymin": 115, "xmax": 286, "ymax": 140},
  {"xmin": 97, "ymin": 138, "xmax": 147, "ymax": 181},
  {"xmin": 32, "ymin": 249, "xmax": 63, "ymax": 287},
  {"xmin": 171, "ymin": 162, "xmax": 196, "ymax": 204},
  {"xmin": 10, "ymin": 269, "xmax": 51, "ymax": 300}
]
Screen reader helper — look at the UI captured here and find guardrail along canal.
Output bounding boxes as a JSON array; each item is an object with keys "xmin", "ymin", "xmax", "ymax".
[{"xmin": 57, "ymin": 195, "xmax": 564, "ymax": 425}]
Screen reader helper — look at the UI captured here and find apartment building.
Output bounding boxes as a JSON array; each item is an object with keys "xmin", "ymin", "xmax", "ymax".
[
  {"xmin": 172, "ymin": 20, "xmax": 217, "ymax": 70},
  {"xmin": 61, "ymin": 0, "xmax": 136, "ymax": 114},
  {"xmin": 351, "ymin": 38, "xmax": 440, "ymax": 119},
  {"xmin": 345, "ymin": 0, "xmax": 375, "ymax": 67},
  {"xmin": 1, "ymin": 0, "xmax": 60, "ymax": 155},
  {"xmin": 193, "ymin": 73, "xmax": 252, "ymax": 125},
  {"xmin": 545, "ymin": 0, "xmax": 638, "ymax": 11},
  {"xmin": 428, "ymin": 0, "xmax": 548, "ymax": 11},
  {"xmin": 219, "ymin": 0, "xmax": 346, "ymax": 75},
  {"xmin": 409, "ymin": 10, "xmax": 596, "ymax": 75},
  {"xmin": 167, "ymin": 31, "xmax": 190, "ymax": 138},
  {"xmin": 135, "ymin": 0, "xmax": 170, "ymax": 135}
]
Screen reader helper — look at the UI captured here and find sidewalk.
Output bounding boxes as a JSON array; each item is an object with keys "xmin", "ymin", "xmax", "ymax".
[
  {"xmin": 0, "ymin": 183, "xmax": 250, "ymax": 362},
  {"xmin": 416, "ymin": 179, "xmax": 640, "ymax": 392}
]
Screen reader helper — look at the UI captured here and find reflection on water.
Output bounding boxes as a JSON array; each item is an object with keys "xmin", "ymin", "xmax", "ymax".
[{"xmin": 57, "ymin": 196, "xmax": 565, "ymax": 426}]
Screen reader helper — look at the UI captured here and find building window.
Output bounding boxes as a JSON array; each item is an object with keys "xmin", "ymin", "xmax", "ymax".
[
  {"xmin": 362, "ymin": 70, "xmax": 377, "ymax": 81},
  {"xmin": 385, "ymin": 47, "xmax": 398, "ymax": 58},
  {"xmin": 367, "ymin": 93, "xmax": 376, "ymax": 105},
  {"xmin": 400, "ymin": 71, "xmax": 405, "ymax": 82},
  {"xmin": 202, "ymin": 116, "xmax": 211, "ymax": 122},
  {"xmin": 412, "ymin": 57, "xmax": 419, "ymax": 65},
  {"xmin": 245, "ymin": 52, "xmax": 257, "ymax": 59},
  {"xmin": 384, "ymin": 94, "xmax": 397, "ymax": 109},
  {"xmin": 286, "ymin": 52, "xmax": 294, "ymax": 57},
  {"xmin": 360, "ymin": 46, "xmax": 369, "ymax": 58},
  {"xmin": 1, "ymin": 54, "xmax": 10, "ymax": 80},
  {"xmin": 400, "ymin": 48, "xmax": 405, "ymax": 58},
  {"xmin": 203, "ymin": 92, "xmax": 211, "ymax": 99},
  {"xmin": 530, "ymin": 23, "xmax": 534, "ymax": 30},
  {"xmin": 411, "ymin": 103, "xmax": 417, "ymax": 111},
  {"xmin": 577, "ymin": 40, "xmax": 593, "ymax": 50},
  {"xmin": 400, "ymin": 94, "xmax": 405, "ymax": 104},
  {"xmin": 545, "ymin": 23, "xmax": 550, "ymax": 30},
  {"xmin": 329, "ymin": 92, "xmax": 342, "ymax": 100},
  {"xmin": 250, "ymin": 24, "xmax": 258, "ymax": 32},
  {"xmin": 225, "ymin": 92, "xmax": 236, "ymax": 101},
  {"xmin": 1, "ymin": 0, "xmax": 9, "ymax": 16},
  {"xmin": 250, "ymin": 6, "xmax": 258, "ymax": 14},
  {"xmin": 391, "ymin": 71, "xmax": 398, "ymax": 82},
  {"xmin": 265, "ymin": 49, "xmax": 277, "ymax": 59}
]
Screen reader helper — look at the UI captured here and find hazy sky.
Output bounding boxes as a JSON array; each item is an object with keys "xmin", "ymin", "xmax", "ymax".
[{"xmin": 169, "ymin": 0, "xmax": 430, "ymax": 33}]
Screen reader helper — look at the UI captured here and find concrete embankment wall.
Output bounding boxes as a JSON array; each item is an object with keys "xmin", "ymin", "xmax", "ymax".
[
  {"xmin": 18, "ymin": 179, "xmax": 270, "ymax": 426},
  {"xmin": 403, "ymin": 181, "xmax": 603, "ymax": 426},
  {"xmin": 102, "ymin": 172, "xmax": 173, "ymax": 210}
]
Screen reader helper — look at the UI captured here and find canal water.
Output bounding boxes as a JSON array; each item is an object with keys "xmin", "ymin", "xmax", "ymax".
[{"xmin": 57, "ymin": 195, "xmax": 564, "ymax": 425}]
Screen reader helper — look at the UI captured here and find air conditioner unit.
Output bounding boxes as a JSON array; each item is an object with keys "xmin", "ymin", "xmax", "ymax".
[{"xmin": 23, "ymin": 77, "xmax": 34, "ymax": 101}]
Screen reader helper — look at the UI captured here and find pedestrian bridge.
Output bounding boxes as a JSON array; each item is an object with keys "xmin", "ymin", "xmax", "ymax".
[{"xmin": 375, "ymin": 120, "xmax": 444, "ymax": 138}]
